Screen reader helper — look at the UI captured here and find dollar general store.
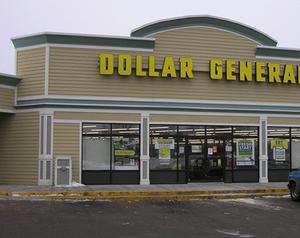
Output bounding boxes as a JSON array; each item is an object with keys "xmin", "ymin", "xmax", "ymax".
[{"xmin": 1, "ymin": 16, "xmax": 300, "ymax": 186}]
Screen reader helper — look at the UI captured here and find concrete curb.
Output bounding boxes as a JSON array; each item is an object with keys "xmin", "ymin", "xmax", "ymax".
[{"xmin": 0, "ymin": 188, "xmax": 289, "ymax": 201}]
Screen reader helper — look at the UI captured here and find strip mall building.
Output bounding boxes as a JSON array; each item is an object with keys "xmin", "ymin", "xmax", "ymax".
[{"xmin": 1, "ymin": 16, "xmax": 300, "ymax": 186}]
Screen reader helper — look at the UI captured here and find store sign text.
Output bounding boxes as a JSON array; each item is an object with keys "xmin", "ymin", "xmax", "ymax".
[
  {"xmin": 210, "ymin": 59, "xmax": 300, "ymax": 84},
  {"xmin": 98, "ymin": 53, "xmax": 194, "ymax": 79}
]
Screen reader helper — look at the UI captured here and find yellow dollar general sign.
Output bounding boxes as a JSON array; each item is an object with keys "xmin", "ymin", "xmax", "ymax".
[
  {"xmin": 98, "ymin": 53, "xmax": 194, "ymax": 79},
  {"xmin": 209, "ymin": 59, "xmax": 300, "ymax": 84}
]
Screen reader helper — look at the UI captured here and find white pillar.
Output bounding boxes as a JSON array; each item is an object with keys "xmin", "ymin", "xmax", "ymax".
[
  {"xmin": 140, "ymin": 112, "xmax": 150, "ymax": 185},
  {"xmin": 38, "ymin": 110, "xmax": 54, "ymax": 185},
  {"xmin": 259, "ymin": 116, "xmax": 268, "ymax": 183}
]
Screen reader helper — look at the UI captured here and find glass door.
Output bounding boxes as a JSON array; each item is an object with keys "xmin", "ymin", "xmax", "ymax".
[
  {"xmin": 206, "ymin": 138, "xmax": 225, "ymax": 181},
  {"xmin": 184, "ymin": 138, "xmax": 206, "ymax": 182},
  {"xmin": 185, "ymin": 137, "xmax": 226, "ymax": 182}
]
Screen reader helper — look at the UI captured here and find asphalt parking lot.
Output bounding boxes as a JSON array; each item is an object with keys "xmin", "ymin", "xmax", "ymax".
[{"xmin": 0, "ymin": 196, "xmax": 299, "ymax": 238}]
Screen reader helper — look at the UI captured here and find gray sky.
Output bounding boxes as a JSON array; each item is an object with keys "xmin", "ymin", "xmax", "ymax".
[{"xmin": 1, "ymin": 0, "xmax": 300, "ymax": 74}]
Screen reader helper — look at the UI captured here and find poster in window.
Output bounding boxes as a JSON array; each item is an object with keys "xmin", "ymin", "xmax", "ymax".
[
  {"xmin": 236, "ymin": 139, "xmax": 255, "ymax": 166},
  {"xmin": 155, "ymin": 139, "xmax": 174, "ymax": 162},
  {"xmin": 271, "ymin": 139, "xmax": 288, "ymax": 161},
  {"xmin": 225, "ymin": 145, "xmax": 232, "ymax": 152},
  {"xmin": 192, "ymin": 145, "xmax": 202, "ymax": 153}
]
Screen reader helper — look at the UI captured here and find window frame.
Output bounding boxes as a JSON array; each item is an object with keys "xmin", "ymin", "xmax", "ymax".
[{"xmin": 82, "ymin": 122, "xmax": 141, "ymax": 175}]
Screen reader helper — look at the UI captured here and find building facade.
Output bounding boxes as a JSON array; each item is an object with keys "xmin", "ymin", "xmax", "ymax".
[{"xmin": 1, "ymin": 15, "xmax": 300, "ymax": 185}]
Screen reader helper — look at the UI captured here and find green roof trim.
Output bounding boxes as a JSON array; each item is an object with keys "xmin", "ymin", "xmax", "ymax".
[
  {"xmin": 11, "ymin": 33, "xmax": 155, "ymax": 49},
  {"xmin": 16, "ymin": 98, "xmax": 300, "ymax": 115},
  {"xmin": 0, "ymin": 73, "xmax": 22, "ymax": 86},
  {"xmin": 131, "ymin": 15, "xmax": 277, "ymax": 46},
  {"xmin": 256, "ymin": 46, "xmax": 300, "ymax": 59}
]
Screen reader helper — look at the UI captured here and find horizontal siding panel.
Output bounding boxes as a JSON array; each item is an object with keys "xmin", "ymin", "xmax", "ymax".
[
  {"xmin": 53, "ymin": 123, "xmax": 80, "ymax": 183},
  {"xmin": 0, "ymin": 88, "xmax": 15, "ymax": 110},
  {"xmin": 48, "ymin": 27, "xmax": 300, "ymax": 104},
  {"xmin": 54, "ymin": 112, "xmax": 140, "ymax": 121},
  {"xmin": 0, "ymin": 112, "xmax": 39, "ymax": 185},
  {"xmin": 268, "ymin": 117, "xmax": 300, "ymax": 125},
  {"xmin": 17, "ymin": 47, "xmax": 45, "ymax": 97},
  {"xmin": 50, "ymin": 70, "xmax": 300, "ymax": 103},
  {"xmin": 152, "ymin": 27, "xmax": 257, "ymax": 61}
]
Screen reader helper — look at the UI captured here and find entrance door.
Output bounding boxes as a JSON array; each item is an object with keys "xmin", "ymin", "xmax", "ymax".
[
  {"xmin": 205, "ymin": 138, "xmax": 225, "ymax": 181},
  {"xmin": 185, "ymin": 138, "xmax": 206, "ymax": 182},
  {"xmin": 186, "ymin": 138, "xmax": 225, "ymax": 182}
]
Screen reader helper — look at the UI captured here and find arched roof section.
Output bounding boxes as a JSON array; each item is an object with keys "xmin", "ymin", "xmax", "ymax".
[{"xmin": 131, "ymin": 15, "xmax": 277, "ymax": 46}]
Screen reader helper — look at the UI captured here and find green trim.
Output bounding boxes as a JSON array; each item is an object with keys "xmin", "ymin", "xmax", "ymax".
[
  {"xmin": 16, "ymin": 98, "xmax": 300, "ymax": 115},
  {"xmin": 256, "ymin": 47, "xmax": 300, "ymax": 59},
  {"xmin": 0, "ymin": 73, "xmax": 22, "ymax": 86},
  {"xmin": 131, "ymin": 16, "xmax": 277, "ymax": 46},
  {"xmin": 12, "ymin": 33, "xmax": 155, "ymax": 49}
]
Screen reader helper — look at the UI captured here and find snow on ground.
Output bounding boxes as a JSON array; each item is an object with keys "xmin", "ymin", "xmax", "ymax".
[
  {"xmin": 216, "ymin": 229, "xmax": 254, "ymax": 237},
  {"xmin": 221, "ymin": 198, "xmax": 282, "ymax": 211},
  {"xmin": 56, "ymin": 182, "xmax": 85, "ymax": 187}
]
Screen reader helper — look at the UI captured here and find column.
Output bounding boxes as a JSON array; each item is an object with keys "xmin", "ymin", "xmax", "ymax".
[
  {"xmin": 259, "ymin": 116, "xmax": 268, "ymax": 183},
  {"xmin": 38, "ymin": 110, "xmax": 53, "ymax": 185},
  {"xmin": 140, "ymin": 112, "xmax": 150, "ymax": 185}
]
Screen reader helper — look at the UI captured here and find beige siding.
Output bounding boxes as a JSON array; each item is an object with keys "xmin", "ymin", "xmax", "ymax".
[
  {"xmin": 150, "ymin": 114, "xmax": 259, "ymax": 124},
  {"xmin": 152, "ymin": 27, "xmax": 257, "ymax": 71},
  {"xmin": 53, "ymin": 123, "xmax": 80, "ymax": 182},
  {"xmin": 54, "ymin": 112, "xmax": 140, "ymax": 122},
  {"xmin": 48, "ymin": 27, "xmax": 257, "ymax": 97},
  {"xmin": 47, "ymin": 27, "xmax": 300, "ymax": 104},
  {"xmin": 0, "ymin": 112, "xmax": 39, "ymax": 184},
  {"xmin": 268, "ymin": 117, "xmax": 300, "ymax": 125},
  {"xmin": 16, "ymin": 47, "xmax": 45, "ymax": 97},
  {"xmin": 0, "ymin": 87, "xmax": 15, "ymax": 110}
]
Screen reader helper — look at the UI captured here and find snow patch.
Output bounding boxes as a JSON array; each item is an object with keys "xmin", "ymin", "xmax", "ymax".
[
  {"xmin": 55, "ymin": 182, "xmax": 85, "ymax": 187},
  {"xmin": 216, "ymin": 229, "xmax": 254, "ymax": 237},
  {"xmin": 222, "ymin": 198, "xmax": 281, "ymax": 211}
]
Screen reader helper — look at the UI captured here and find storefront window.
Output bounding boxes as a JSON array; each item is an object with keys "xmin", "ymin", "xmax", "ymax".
[
  {"xmin": 82, "ymin": 123, "xmax": 111, "ymax": 135},
  {"xmin": 83, "ymin": 124, "xmax": 111, "ymax": 170},
  {"xmin": 150, "ymin": 136, "xmax": 177, "ymax": 170},
  {"xmin": 233, "ymin": 138, "xmax": 258, "ymax": 168},
  {"xmin": 148, "ymin": 124, "xmax": 260, "ymax": 182},
  {"xmin": 150, "ymin": 125, "xmax": 177, "ymax": 170},
  {"xmin": 206, "ymin": 126, "xmax": 232, "ymax": 137},
  {"xmin": 268, "ymin": 127, "xmax": 290, "ymax": 137},
  {"xmin": 178, "ymin": 125, "xmax": 205, "ymax": 137},
  {"xmin": 150, "ymin": 125, "xmax": 177, "ymax": 137},
  {"xmin": 112, "ymin": 124, "xmax": 140, "ymax": 170},
  {"xmin": 83, "ymin": 136, "xmax": 111, "ymax": 170},
  {"xmin": 177, "ymin": 137, "xmax": 187, "ymax": 170},
  {"xmin": 177, "ymin": 125, "xmax": 205, "ymax": 171},
  {"xmin": 224, "ymin": 139, "xmax": 233, "ymax": 169},
  {"xmin": 232, "ymin": 127, "xmax": 258, "ymax": 169},
  {"xmin": 291, "ymin": 128, "xmax": 300, "ymax": 170},
  {"xmin": 268, "ymin": 127, "xmax": 290, "ymax": 169},
  {"xmin": 82, "ymin": 123, "xmax": 140, "ymax": 171},
  {"xmin": 233, "ymin": 126, "xmax": 258, "ymax": 137}
]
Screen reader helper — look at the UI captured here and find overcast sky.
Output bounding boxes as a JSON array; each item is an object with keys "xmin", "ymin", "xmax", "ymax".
[{"xmin": 1, "ymin": 0, "xmax": 300, "ymax": 74}]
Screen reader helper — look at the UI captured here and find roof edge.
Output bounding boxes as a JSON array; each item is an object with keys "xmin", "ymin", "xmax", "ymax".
[
  {"xmin": 0, "ymin": 73, "xmax": 22, "ymax": 86},
  {"xmin": 256, "ymin": 46, "xmax": 300, "ymax": 59},
  {"xmin": 11, "ymin": 32, "xmax": 155, "ymax": 49},
  {"xmin": 131, "ymin": 15, "xmax": 277, "ymax": 46}
]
